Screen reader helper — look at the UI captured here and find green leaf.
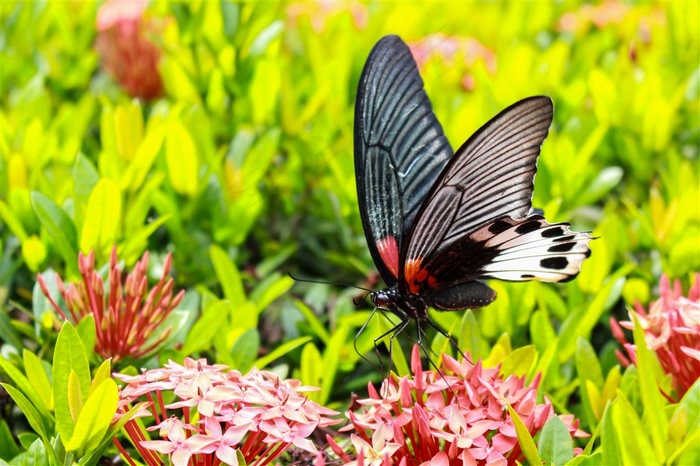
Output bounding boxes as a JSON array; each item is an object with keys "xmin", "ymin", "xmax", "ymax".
[
  {"xmin": 90, "ymin": 360, "xmax": 112, "ymax": 396},
  {"xmin": 578, "ymin": 166, "xmax": 624, "ymax": 205},
  {"xmin": 72, "ymin": 153, "xmax": 99, "ymax": 216},
  {"xmin": 67, "ymin": 370, "xmax": 83, "ymax": 423},
  {"xmin": 1, "ymin": 384, "xmax": 53, "ymax": 458},
  {"xmin": 75, "ymin": 315, "xmax": 96, "ymax": 358},
  {"xmin": 499, "ymin": 345, "xmax": 536, "ymax": 378},
  {"xmin": 65, "ymin": 378, "xmax": 118, "ymax": 452},
  {"xmin": 23, "ymin": 350, "xmax": 52, "ymax": 411},
  {"xmin": 78, "ymin": 401, "xmax": 149, "ymax": 466},
  {"xmin": 182, "ymin": 300, "xmax": 230, "ymax": 355},
  {"xmin": 0, "ymin": 356, "xmax": 53, "ymax": 424},
  {"xmin": 230, "ymin": 329, "xmax": 260, "ymax": 373},
  {"xmin": 507, "ymin": 404, "xmax": 541, "ymax": 465},
  {"xmin": 30, "ymin": 191, "xmax": 78, "ymax": 271},
  {"xmin": 254, "ymin": 336, "xmax": 312, "ymax": 370},
  {"xmin": 576, "ymin": 337, "xmax": 604, "ymax": 426},
  {"xmin": 458, "ymin": 310, "xmax": 481, "ymax": 360},
  {"xmin": 609, "ymin": 394, "xmax": 659, "ymax": 465},
  {"xmin": 293, "ymin": 300, "xmax": 331, "ymax": 343},
  {"xmin": 79, "ymin": 178, "xmax": 122, "ymax": 256},
  {"xmin": 560, "ymin": 265, "xmax": 633, "ymax": 360},
  {"xmin": 120, "ymin": 215, "xmax": 170, "ymax": 263},
  {"xmin": 530, "ymin": 337, "xmax": 558, "ymax": 386},
  {"xmin": 249, "ymin": 274, "xmax": 293, "ymax": 311},
  {"xmin": 530, "ymin": 309, "xmax": 556, "ymax": 352},
  {"xmin": 165, "ymin": 121, "xmax": 198, "ymax": 195},
  {"xmin": 539, "ymin": 416, "xmax": 574, "ymax": 465},
  {"xmin": 14, "ymin": 437, "xmax": 52, "ymax": 466},
  {"xmin": 599, "ymin": 401, "xmax": 622, "ymax": 466},
  {"xmin": 0, "ymin": 419, "xmax": 21, "ymax": 460},
  {"xmin": 53, "ymin": 322, "xmax": 91, "ymax": 445},
  {"xmin": 209, "ymin": 245, "xmax": 245, "ymax": 309},
  {"xmin": 320, "ymin": 324, "xmax": 348, "ymax": 405},
  {"xmin": 300, "ymin": 342, "xmax": 323, "ymax": 398},
  {"xmin": 631, "ymin": 314, "xmax": 669, "ymax": 461}
]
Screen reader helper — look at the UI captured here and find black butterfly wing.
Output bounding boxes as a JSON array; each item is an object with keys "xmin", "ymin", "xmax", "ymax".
[
  {"xmin": 401, "ymin": 97, "xmax": 593, "ymax": 301},
  {"xmin": 355, "ymin": 35, "xmax": 453, "ymax": 286}
]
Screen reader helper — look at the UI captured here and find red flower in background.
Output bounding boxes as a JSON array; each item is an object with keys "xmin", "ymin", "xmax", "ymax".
[
  {"xmin": 38, "ymin": 247, "xmax": 183, "ymax": 363},
  {"xmin": 612, "ymin": 274, "xmax": 700, "ymax": 400},
  {"xmin": 327, "ymin": 346, "xmax": 586, "ymax": 465},
  {"xmin": 95, "ymin": 0, "xmax": 164, "ymax": 100}
]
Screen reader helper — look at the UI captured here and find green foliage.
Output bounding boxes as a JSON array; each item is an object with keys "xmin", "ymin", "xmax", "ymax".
[
  {"xmin": 0, "ymin": 322, "xmax": 121, "ymax": 465},
  {"xmin": 1, "ymin": 0, "xmax": 699, "ymax": 464}
]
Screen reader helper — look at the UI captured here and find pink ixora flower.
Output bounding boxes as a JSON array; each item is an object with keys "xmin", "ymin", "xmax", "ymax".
[
  {"xmin": 95, "ymin": 0, "xmax": 165, "ymax": 100},
  {"xmin": 38, "ymin": 246, "xmax": 183, "ymax": 364},
  {"xmin": 113, "ymin": 357, "xmax": 341, "ymax": 466},
  {"xmin": 408, "ymin": 33, "xmax": 496, "ymax": 92},
  {"xmin": 611, "ymin": 273, "xmax": 700, "ymax": 400},
  {"xmin": 327, "ymin": 345, "xmax": 586, "ymax": 466}
]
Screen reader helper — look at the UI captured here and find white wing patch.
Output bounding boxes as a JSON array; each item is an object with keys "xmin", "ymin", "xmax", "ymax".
[{"xmin": 471, "ymin": 216, "xmax": 593, "ymax": 283}]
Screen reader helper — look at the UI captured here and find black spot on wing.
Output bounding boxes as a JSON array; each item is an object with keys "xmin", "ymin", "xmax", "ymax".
[
  {"xmin": 585, "ymin": 248, "xmax": 592, "ymax": 258},
  {"xmin": 515, "ymin": 220, "xmax": 542, "ymax": 234},
  {"xmin": 521, "ymin": 274, "xmax": 535, "ymax": 279},
  {"xmin": 559, "ymin": 272, "xmax": 579, "ymax": 283},
  {"xmin": 489, "ymin": 219, "xmax": 512, "ymax": 235},
  {"xmin": 542, "ymin": 227, "xmax": 565, "ymax": 238},
  {"xmin": 548, "ymin": 242, "xmax": 576, "ymax": 253},
  {"xmin": 540, "ymin": 257, "xmax": 569, "ymax": 270}
]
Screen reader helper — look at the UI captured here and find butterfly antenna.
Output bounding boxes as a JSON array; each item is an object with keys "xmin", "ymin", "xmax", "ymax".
[
  {"xmin": 353, "ymin": 306, "xmax": 385, "ymax": 374},
  {"xmin": 288, "ymin": 273, "xmax": 373, "ymax": 293}
]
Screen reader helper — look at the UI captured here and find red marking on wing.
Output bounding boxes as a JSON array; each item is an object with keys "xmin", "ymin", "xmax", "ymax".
[
  {"xmin": 404, "ymin": 258, "xmax": 423, "ymax": 294},
  {"xmin": 377, "ymin": 236, "xmax": 400, "ymax": 279},
  {"xmin": 405, "ymin": 258, "xmax": 439, "ymax": 294}
]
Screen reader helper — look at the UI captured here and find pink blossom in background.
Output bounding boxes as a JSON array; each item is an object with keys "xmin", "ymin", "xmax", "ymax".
[
  {"xmin": 408, "ymin": 33, "xmax": 496, "ymax": 92},
  {"xmin": 95, "ymin": 0, "xmax": 164, "ymax": 100},
  {"xmin": 286, "ymin": 1, "xmax": 368, "ymax": 32},
  {"xmin": 327, "ymin": 345, "xmax": 586, "ymax": 465},
  {"xmin": 612, "ymin": 273, "xmax": 700, "ymax": 400}
]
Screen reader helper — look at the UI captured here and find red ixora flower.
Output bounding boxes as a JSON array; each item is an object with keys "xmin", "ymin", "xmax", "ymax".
[
  {"xmin": 327, "ymin": 345, "xmax": 587, "ymax": 466},
  {"xmin": 38, "ymin": 246, "xmax": 183, "ymax": 364},
  {"xmin": 113, "ymin": 357, "xmax": 340, "ymax": 466},
  {"xmin": 95, "ymin": 0, "xmax": 164, "ymax": 100},
  {"xmin": 611, "ymin": 273, "xmax": 700, "ymax": 400}
]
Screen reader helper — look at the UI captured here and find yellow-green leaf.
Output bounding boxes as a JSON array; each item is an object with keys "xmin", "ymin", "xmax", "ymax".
[
  {"xmin": 80, "ymin": 178, "xmax": 122, "ymax": 256},
  {"xmin": 65, "ymin": 378, "xmax": 118, "ymax": 452},
  {"xmin": 165, "ymin": 121, "xmax": 198, "ymax": 195}
]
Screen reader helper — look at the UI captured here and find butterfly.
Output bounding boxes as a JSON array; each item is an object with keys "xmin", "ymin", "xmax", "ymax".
[{"xmin": 355, "ymin": 35, "xmax": 592, "ymax": 338}]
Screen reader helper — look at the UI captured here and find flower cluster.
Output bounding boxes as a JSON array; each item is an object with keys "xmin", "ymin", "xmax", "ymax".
[
  {"xmin": 114, "ymin": 358, "xmax": 340, "ymax": 466},
  {"xmin": 611, "ymin": 273, "xmax": 700, "ymax": 400},
  {"xmin": 328, "ymin": 346, "xmax": 586, "ymax": 465},
  {"xmin": 408, "ymin": 33, "xmax": 496, "ymax": 92},
  {"xmin": 38, "ymin": 247, "xmax": 183, "ymax": 363},
  {"xmin": 95, "ymin": 0, "xmax": 165, "ymax": 100},
  {"xmin": 286, "ymin": 1, "xmax": 368, "ymax": 33}
]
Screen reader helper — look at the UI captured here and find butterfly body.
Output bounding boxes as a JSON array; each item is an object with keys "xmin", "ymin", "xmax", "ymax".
[{"xmin": 355, "ymin": 35, "xmax": 593, "ymax": 329}]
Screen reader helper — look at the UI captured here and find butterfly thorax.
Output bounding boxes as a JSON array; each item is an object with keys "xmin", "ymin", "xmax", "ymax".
[{"xmin": 371, "ymin": 287, "xmax": 429, "ymax": 321}]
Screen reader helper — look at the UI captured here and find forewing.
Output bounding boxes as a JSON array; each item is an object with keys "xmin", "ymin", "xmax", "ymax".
[
  {"xmin": 402, "ymin": 97, "xmax": 570, "ymax": 292},
  {"xmin": 355, "ymin": 35, "xmax": 453, "ymax": 285}
]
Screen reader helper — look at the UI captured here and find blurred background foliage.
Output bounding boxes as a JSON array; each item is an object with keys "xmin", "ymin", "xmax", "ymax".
[{"xmin": 1, "ymin": 0, "xmax": 699, "ymax": 442}]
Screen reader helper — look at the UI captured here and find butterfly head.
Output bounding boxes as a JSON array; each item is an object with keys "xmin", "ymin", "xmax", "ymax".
[{"xmin": 370, "ymin": 287, "xmax": 429, "ymax": 321}]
